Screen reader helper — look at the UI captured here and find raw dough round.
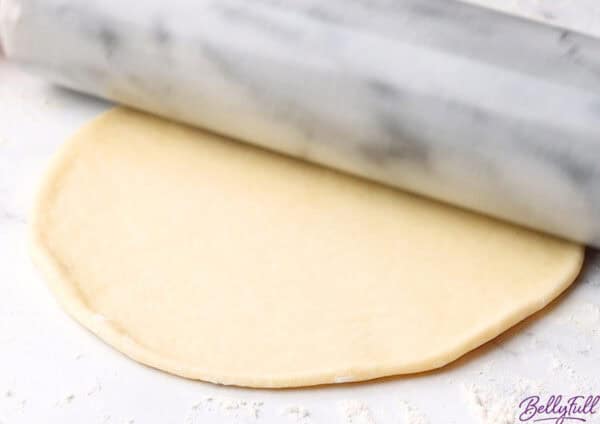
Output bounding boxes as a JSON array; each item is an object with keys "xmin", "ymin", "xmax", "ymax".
[{"xmin": 31, "ymin": 108, "xmax": 584, "ymax": 388}]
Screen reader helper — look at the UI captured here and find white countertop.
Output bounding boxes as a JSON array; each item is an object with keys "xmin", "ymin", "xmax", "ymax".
[{"xmin": 1, "ymin": 2, "xmax": 600, "ymax": 423}]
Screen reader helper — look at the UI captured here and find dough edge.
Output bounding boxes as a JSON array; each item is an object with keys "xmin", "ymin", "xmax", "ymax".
[{"xmin": 29, "ymin": 108, "xmax": 585, "ymax": 388}]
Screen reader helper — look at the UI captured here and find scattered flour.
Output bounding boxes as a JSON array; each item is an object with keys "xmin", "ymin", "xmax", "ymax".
[
  {"xmin": 282, "ymin": 405, "xmax": 311, "ymax": 423},
  {"xmin": 461, "ymin": 379, "xmax": 542, "ymax": 424},
  {"xmin": 549, "ymin": 352, "xmax": 599, "ymax": 393},
  {"xmin": 55, "ymin": 393, "xmax": 75, "ymax": 407},
  {"xmin": 462, "ymin": 384, "xmax": 515, "ymax": 424},
  {"xmin": 553, "ymin": 301, "xmax": 600, "ymax": 333},
  {"xmin": 1, "ymin": 389, "xmax": 27, "ymax": 413},
  {"xmin": 338, "ymin": 400, "xmax": 376, "ymax": 424},
  {"xmin": 185, "ymin": 404, "xmax": 203, "ymax": 424},
  {"xmin": 185, "ymin": 395, "xmax": 263, "ymax": 423},
  {"xmin": 398, "ymin": 400, "xmax": 429, "ymax": 424},
  {"xmin": 87, "ymin": 379, "xmax": 102, "ymax": 396},
  {"xmin": 550, "ymin": 355, "xmax": 577, "ymax": 379},
  {"xmin": 570, "ymin": 303, "xmax": 600, "ymax": 329}
]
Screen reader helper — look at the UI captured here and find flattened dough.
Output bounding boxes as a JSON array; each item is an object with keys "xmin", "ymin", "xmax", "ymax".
[{"xmin": 31, "ymin": 108, "xmax": 584, "ymax": 388}]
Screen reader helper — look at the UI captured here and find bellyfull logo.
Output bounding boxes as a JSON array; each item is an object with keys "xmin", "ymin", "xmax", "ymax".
[{"xmin": 518, "ymin": 395, "xmax": 600, "ymax": 423}]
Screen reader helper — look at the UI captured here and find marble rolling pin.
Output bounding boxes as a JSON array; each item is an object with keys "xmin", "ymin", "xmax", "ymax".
[{"xmin": 2, "ymin": 0, "xmax": 600, "ymax": 246}]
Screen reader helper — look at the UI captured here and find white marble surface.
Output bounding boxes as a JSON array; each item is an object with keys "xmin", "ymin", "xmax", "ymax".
[{"xmin": 2, "ymin": 2, "xmax": 600, "ymax": 424}]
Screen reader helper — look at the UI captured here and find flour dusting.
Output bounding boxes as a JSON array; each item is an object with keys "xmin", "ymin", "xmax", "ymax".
[
  {"xmin": 461, "ymin": 379, "xmax": 541, "ymax": 424},
  {"xmin": 185, "ymin": 395, "xmax": 263, "ymax": 422},
  {"xmin": 570, "ymin": 303, "xmax": 600, "ymax": 328},
  {"xmin": 338, "ymin": 400, "xmax": 376, "ymax": 424},
  {"xmin": 87, "ymin": 379, "xmax": 102, "ymax": 396},
  {"xmin": 282, "ymin": 405, "xmax": 311, "ymax": 423},
  {"xmin": 55, "ymin": 393, "xmax": 75, "ymax": 407},
  {"xmin": 398, "ymin": 400, "xmax": 429, "ymax": 424}
]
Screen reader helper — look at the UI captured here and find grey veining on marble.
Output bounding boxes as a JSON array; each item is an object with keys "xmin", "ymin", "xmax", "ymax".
[{"xmin": 3, "ymin": 0, "xmax": 600, "ymax": 245}]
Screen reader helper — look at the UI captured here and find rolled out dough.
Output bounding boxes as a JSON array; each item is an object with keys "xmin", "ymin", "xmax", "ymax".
[{"xmin": 31, "ymin": 108, "xmax": 584, "ymax": 388}]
